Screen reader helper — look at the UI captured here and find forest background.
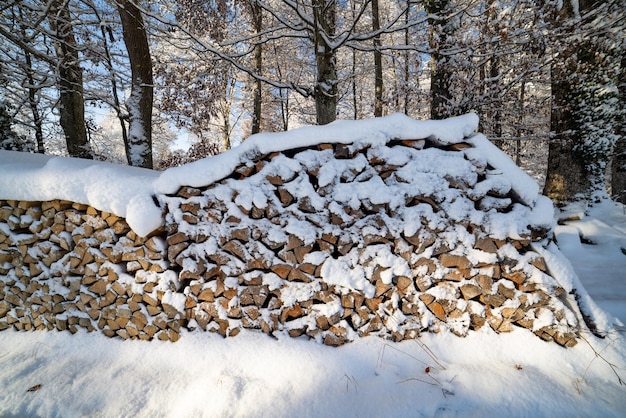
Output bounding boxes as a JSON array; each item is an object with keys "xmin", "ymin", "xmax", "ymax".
[{"xmin": 0, "ymin": 0, "xmax": 624, "ymax": 204}]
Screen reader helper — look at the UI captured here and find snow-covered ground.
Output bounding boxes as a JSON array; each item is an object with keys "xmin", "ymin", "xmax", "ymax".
[
  {"xmin": 556, "ymin": 201, "xmax": 626, "ymax": 326},
  {"xmin": 0, "ymin": 114, "xmax": 625, "ymax": 417}
]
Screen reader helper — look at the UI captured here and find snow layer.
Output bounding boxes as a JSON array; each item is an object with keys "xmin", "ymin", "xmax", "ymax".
[
  {"xmin": 1, "ymin": 113, "xmax": 481, "ymax": 236},
  {"xmin": 0, "ymin": 151, "xmax": 161, "ymax": 237},
  {"xmin": 0, "ymin": 324, "xmax": 624, "ymax": 417},
  {"xmin": 465, "ymin": 134, "xmax": 539, "ymax": 206},
  {"xmin": 555, "ymin": 200, "xmax": 626, "ymax": 327},
  {"xmin": 155, "ymin": 113, "xmax": 480, "ymax": 194},
  {"xmin": 0, "ymin": 113, "xmax": 552, "ymax": 240}
]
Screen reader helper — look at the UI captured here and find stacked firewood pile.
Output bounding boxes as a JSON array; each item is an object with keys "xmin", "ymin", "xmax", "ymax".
[
  {"xmin": 162, "ymin": 138, "xmax": 580, "ymax": 347},
  {"xmin": 0, "ymin": 199, "xmax": 183, "ymax": 341},
  {"xmin": 0, "ymin": 134, "xmax": 582, "ymax": 347}
]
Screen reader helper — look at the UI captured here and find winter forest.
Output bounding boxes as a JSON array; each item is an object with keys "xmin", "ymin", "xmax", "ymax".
[{"xmin": 0, "ymin": 0, "xmax": 624, "ymax": 203}]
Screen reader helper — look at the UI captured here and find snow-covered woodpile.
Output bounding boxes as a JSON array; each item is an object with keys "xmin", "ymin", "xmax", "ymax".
[
  {"xmin": 164, "ymin": 133, "xmax": 580, "ymax": 347},
  {"xmin": 0, "ymin": 117, "xmax": 587, "ymax": 347},
  {"xmin": 0, "ymin": 199, "xmax": 181, "ymax": 341}
]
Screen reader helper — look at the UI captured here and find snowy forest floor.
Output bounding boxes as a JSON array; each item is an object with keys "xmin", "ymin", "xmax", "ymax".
[{"xmin": 0, "ymin": 199, "xmax": 625, "ymax": 418}]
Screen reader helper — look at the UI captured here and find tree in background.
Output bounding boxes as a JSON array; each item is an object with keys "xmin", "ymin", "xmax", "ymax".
[
  {"xmin": 116, "ymin": 0, "xmax": 154, "ymax": 168},
  {"xmin": 610, "ymin": 43, "xmax": 626, "ymax": 203},
  {"xmin": 543, "ymin": 0, "xmax": 624, "ymax": 202},
  {"xmin": 16, "ymin": 5, "xmax": 46, "ymax": 154},
  {"xmin": 425, "ymin": 0, "xmax": 455, "ymax": 119},
  {"xmin": 0, "ymin": 3, "xmax": 47, "ymax": 154},
  {"xmin": 48, "ymin": 0, "xmax": 92, "ymax": 159},
  {"xmin": 372, "ymin": 0, "xmax": 383, "ymax": 117},
  {"xmin": 0, "ymin": 0, "xmax": 159, "ymax": 164},
  {"xmin": 155, "ymin": 1, "xmax": 428, "ymax": 127},
  {"xmin": 152, "ymin": 0, "xmax": 232, "ymax": 151},
  {"xmin": 88, "ymin": 2, "xmax": 130, "ymax": 163},
  {"xmin": 312, "ymin": 0, "xmax": 338, "ymax": 124},
  {"xmin": 246, "ymin": 0, "xmax": 264, "ymax": 134}
]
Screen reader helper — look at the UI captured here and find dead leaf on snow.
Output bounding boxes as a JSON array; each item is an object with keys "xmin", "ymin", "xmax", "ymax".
[{"xmin": 26, "ymin": 384, "xmax": 41, "ymax": 392}]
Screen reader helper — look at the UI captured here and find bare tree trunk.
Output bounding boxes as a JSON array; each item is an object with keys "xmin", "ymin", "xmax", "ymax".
[
  {"xmin": 426, "ymin": 0, "xmax": 453, "ymax": 120},
  {"xmin": 280, "ymin": 88, "xmax": 289, "ymax": 131},
  {"xmin": 117, "ymin": 0, "xmax": 153, "ymax": 168},
  {"xmin": 271, "ymin": 41, "xmax": 289, "ymax": 131},
  {"xmin": 313, "ymin": 0, "xmax": 337, "ymax": 125},
  {"xmin": 221, "ymin": 78, "xmax": 237, "ymax": 151},
  {"xmin": 392, "ymin": 59, "xmax": 400, "ymax": 111},
  {"xmin": 251, "ymin": 1, "xmax": 263, "ymax": 134},
  {"xmin": 17, "ymin": 7, "xmax": 44, "ymax": 154},
  {"xmin": 99, "ymin": 23, "xmax": 129, "ymax": 164},
  {"xmin": 372, "ymin": 0, "xmax": 383, "ymax": 117},
  {"xmin": 613, "ymin": 136, "xmax": 626, "ymax": 203},
  {"xmin": 221, "ymin": 100, "xmax": 232, "ymax": 151},
  {"xmin": 352, "ymin": 49, "xmax": 358, "ymax": 120},
  {"xmin": 22, "ymin": 49, "xmax": 44, "ymax": 154},
  {"xmin": 49, "ymin": 0, "xmax": 91, "ymax": 159},
  {"xmin": 611, "ymin": 50, "xmax": 626, "ymax": 203},
  {"xmin": 477, "ymin": 58, "xmax": 486, "ymax": 135},
  {"xmin": 543, "ymin": 1, "xmax": 618, "ymax": 202},
  {"xmin": 516, "ymin": 80, "xmax": 525, "ymax": 167},
  {"xmin": 543, "ymin": 59, "xmax": 589, "ymax": 201},
  {"xmin": 490, "ymin": 56, "xmax": 502, "ymax": 138},
  {"xmin": 351, "ymin": 2, "xmax": 358, "ymax": 120},
  {"xmin": 404, "ymin": 1, "xmax": 411, "ymax": 116}
]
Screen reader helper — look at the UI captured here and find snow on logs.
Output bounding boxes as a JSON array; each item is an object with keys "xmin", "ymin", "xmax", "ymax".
[
  {"xmin": 0, "ymin": 199, "xmax": 180, "ymax": 341},
  {"xmin": 161, "ymin": 137, "xmax": 578, "ymax": 347},
  {"xmin": 0, "ymin": 130, "xmax": 582, "ymax": 347}
]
